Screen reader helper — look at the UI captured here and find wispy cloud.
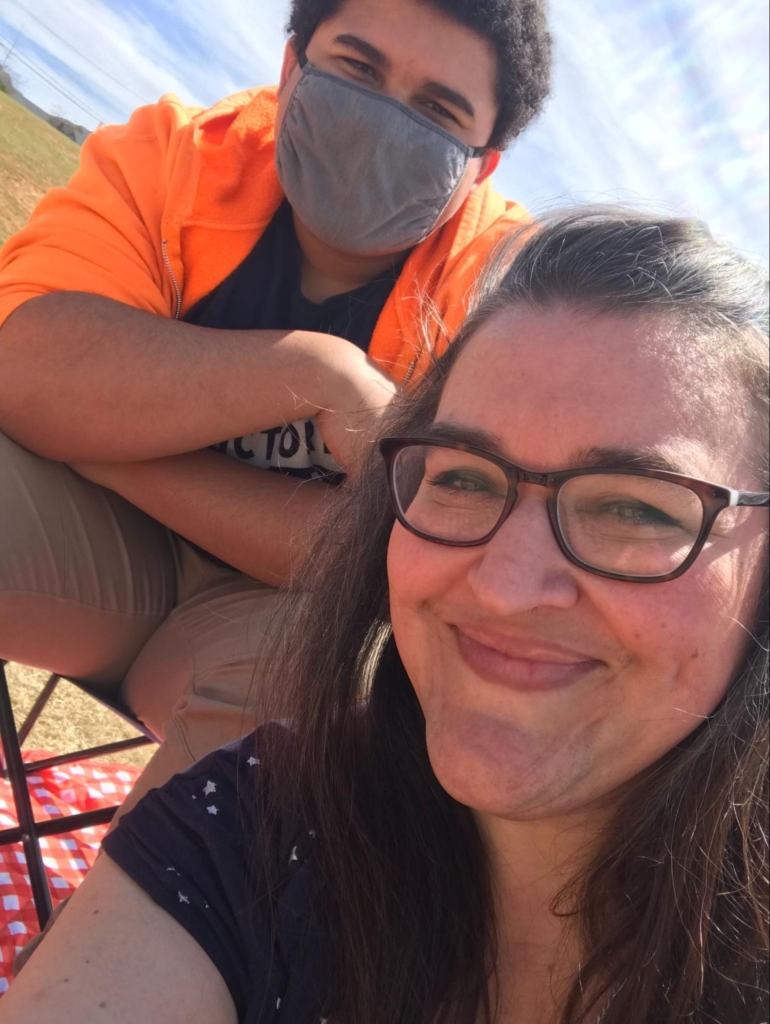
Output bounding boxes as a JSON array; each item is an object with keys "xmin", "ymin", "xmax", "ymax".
[
  {"xmin": 0, "ymin": 0, "xmax": 288, "ymax": 121},
  {"xmin": 503, "ymin": 0, "xmax": 769, "ymax": 261},
  {"xmin": 0, "ymin": 0, "xmax": 767, "ymax": 260}
]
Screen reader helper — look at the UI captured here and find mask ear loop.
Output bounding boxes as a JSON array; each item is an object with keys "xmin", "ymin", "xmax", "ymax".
[{"xmin": 276, "ymin": 48, "xmax": 311, "ymax": 158}]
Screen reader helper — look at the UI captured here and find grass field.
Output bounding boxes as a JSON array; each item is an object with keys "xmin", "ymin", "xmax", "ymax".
[
  {"xmin": 0, "ymin": 93, "xmax": 153, "ymax": 768},
  {"xmin": 0, "ymin": 90, "xmax": 81, "ymax": 247},
  {"xmin": 5, "ymin": 664, "xmax": 153, "ymax": 769}
]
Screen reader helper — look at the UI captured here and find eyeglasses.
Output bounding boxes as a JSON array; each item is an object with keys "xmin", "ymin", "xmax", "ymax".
[{"xmin": 380, "ymin": 438, "xmax": 770, "ymax": 584}]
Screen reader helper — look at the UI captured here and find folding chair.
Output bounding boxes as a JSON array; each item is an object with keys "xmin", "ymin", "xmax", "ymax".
[{"xmin": 0, "ymin": 661, "xmax": 158, "ymax": 929}]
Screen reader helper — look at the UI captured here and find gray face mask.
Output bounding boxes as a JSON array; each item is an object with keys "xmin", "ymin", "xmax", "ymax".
[{"xmin": 275, "ymin": 58, "xmax": 486, "ymax": 256}]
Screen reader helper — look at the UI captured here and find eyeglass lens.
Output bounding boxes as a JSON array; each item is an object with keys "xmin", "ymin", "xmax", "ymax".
[{"xmin": 391, "ymin": 445, "xmax": 706, "ymax": 579}]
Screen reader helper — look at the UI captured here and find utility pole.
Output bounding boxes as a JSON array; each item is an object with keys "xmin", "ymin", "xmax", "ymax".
[{"xmin": 1, "ymin": 30, "xmax": 21, "ymax": 69}]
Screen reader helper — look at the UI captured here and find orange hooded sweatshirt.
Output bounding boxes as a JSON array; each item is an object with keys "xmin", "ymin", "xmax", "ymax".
[{"xmin": 0, "ymin": 87, "xmax": 530, "ymax": 384}]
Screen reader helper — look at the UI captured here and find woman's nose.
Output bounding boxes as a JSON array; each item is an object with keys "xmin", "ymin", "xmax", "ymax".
[{"xmin": 465, "ymin": 491, "xmax": 581, "ymax": 616}]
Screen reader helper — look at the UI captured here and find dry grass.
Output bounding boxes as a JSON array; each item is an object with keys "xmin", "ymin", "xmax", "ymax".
[
  {"xmin": 0, "ymin": 91, "xmax": 81, "ymax": 247},
  {"xmin": 4, "ymin": 663, "xmax": 154, "ymax": 769}
]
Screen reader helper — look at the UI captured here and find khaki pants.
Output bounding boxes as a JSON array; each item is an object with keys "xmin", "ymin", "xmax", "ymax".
[{"xmin": 0, "ymin": 430, "xmax": 287, "ymax": 821}]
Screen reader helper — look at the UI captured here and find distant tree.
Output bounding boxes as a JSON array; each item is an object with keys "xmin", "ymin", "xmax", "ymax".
[{"xmin": 1, "ymin": 65, "xmax": 27, "ymax": 93}]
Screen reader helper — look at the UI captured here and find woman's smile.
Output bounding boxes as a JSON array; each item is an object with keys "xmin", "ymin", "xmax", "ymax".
[{"xmin": 453, "ymin": 623, "xmax": 605, "ymax": 692}]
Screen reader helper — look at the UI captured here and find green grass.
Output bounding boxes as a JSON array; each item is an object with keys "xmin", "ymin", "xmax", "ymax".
[{"xmin": 0, "ymin": 90, "xmax": 81, "ymax": 247}]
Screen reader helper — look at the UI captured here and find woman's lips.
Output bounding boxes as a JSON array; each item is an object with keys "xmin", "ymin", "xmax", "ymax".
[{"xmin": 454, "ymin": 626, "xmax": 604, "ymax": 693}]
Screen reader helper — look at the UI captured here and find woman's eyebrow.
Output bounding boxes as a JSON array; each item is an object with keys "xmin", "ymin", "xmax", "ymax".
[
  {"xmin": 569, "ymin": 446, "xmax": 687, "ymax": 474},
  {"xmin": 426, "ymin": 427, "xmax": 689, "ymax": 475},
  {"xmin": 424, "ymin": 422, "xmax": 509, "ymax": 456}
]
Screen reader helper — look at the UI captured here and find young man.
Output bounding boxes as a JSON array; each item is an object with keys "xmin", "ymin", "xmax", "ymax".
[{"xmin": 0, "ymin": 0, "xmax": 551, "ymax": 811}]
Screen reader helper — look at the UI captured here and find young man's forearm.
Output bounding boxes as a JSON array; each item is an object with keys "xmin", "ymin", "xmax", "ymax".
[
  {"xmin": 69, "ymin": 450, "xmax": 334, "ymax": 587},
  {"xmin": 0, "ymin": 292, "xmax": 387, "ymax": 463}
]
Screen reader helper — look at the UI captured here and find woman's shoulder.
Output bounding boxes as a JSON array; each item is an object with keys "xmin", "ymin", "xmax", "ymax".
[
  {"xmin": 110, "ymin": 722, "xmax": 307, "ymax": 855},
  {"xmin": 106, "ymin": 728, "xmax": 271, "ymax": 865},
  {"xmin": 102, "ymin": 724, "xmax": 328, "ymax": 1023}
]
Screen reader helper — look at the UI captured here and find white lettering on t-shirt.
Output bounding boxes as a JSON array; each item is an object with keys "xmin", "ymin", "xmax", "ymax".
[{"xmin": 216, "ymin": 417, "xmax": 341, "ymax": 479}]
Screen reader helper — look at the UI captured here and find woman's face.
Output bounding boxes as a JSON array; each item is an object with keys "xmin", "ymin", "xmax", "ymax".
[{"xmin": 387, "ymin": 308, "xmax": 768, "ymax": 821}]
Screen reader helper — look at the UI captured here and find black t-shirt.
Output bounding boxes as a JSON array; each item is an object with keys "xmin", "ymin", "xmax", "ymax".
[
  {"xmin": 102, "ymin": 728, "xmax": 328, "ymax": 1024},
  {"xmin": 185, "ymin": 200, "xmax": 403, "ymax": 481},
  {"xmin": 101, "ymin": 729, "xmax": 767, "ymax": 1024},
  {"xmin": 186, "ymin": 199, "xmax": 399, "ymax": 345}
]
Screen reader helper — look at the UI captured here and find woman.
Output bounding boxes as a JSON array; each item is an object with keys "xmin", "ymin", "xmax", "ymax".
[{"xmin": 2, "ymin": 209, "xmax": 767, "ymax": 1024}]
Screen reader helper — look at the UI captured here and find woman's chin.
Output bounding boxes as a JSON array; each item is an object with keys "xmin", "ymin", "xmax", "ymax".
[
  {"xmin": 426, "ymin": 721, "xmax": 558, "ymax": 820},
  {"xmin": 423, "ymin": 706, "xmax": 605, "ymax": 822}
]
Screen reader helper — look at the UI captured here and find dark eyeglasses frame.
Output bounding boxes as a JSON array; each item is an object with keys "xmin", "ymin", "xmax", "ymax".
[{"xmin": 380, "ymin": 437, "xmax": 770, "ymax": 584}]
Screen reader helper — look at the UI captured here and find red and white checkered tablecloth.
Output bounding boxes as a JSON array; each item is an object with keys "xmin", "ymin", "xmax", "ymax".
[{"xmin": 0, "ymin": 753, "xmax": 141, "ymax": 993}]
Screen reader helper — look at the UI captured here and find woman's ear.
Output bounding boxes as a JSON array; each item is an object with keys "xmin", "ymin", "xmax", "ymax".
[
  {"xmin": 279, "ymin": 37, "xmax": 301, "ymax": 94},
  {"xmin": 473, "ymin": 149, "xmax": 502, "ymax": 189}
]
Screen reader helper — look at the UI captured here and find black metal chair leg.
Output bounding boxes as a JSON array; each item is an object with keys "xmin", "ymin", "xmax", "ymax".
[
  {"xmin": 18, "ymin": 673, "xmax": 60, "ymax": 746},
  {"xmin": 0, "ymin": 665, "xmax": 160, "ymax": 931},
  {"xmin": 26, "ymin": 736, "xmax": 152, "ymax": 774},
  {"xmin": 0, "ymin": 662, "xmax": 53, "ymax": 930}
]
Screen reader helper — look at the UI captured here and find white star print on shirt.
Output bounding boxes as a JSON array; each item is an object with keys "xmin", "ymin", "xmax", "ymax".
[
  {"xmin": 178, "ymin": 892, "xmax": 190, "ymax": 904},
  {"xmin": 247, "ymin": 757, "xmax": 259, "ymax": 767},
  {"xmin": 203, "ymin": 781, "xmax": 217, "ymax": 797},
  {"xmin": 207, "ymin": 805, "xmax": 219, "ymax": 816}
]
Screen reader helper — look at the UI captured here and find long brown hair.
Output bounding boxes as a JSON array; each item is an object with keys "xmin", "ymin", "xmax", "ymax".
[{"xmin": 260, "ymin": 209, "xmax": 769, "ymax": 1023}]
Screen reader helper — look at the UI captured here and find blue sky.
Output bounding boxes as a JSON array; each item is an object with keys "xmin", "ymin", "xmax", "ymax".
[{"xmin": 1, "ymin": 0, "xmax": 767, "ymax": 262}]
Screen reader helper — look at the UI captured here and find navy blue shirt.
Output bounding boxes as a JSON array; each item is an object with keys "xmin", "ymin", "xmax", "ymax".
[
  {"xmin": 102, "ymin": 730, "xmax": 328, "ymax": 1024},
  {"xmin": 100, "ymin": 728, "xmax": 767, "ymax": 1024}
]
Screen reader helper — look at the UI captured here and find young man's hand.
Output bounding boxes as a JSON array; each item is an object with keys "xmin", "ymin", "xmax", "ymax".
[{"xmin": 314, "ymin": 351, "xmax": 398, "ymax": 472}]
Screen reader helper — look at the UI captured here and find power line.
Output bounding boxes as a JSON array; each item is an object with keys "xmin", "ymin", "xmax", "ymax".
[
  {"xmin": 4, "ymin": 46, "xmax": 107, "ymax": 123},
  {"xmin": 2, "ymin": 46, "xmax": 105, "ymax": 124},
  {"xmin": 4, "ymin": 0, "xmax": 155, "ymax": 105},
  {"xmin": 0, "ymin": 37, "xmax": 110, "ymax": 125}
]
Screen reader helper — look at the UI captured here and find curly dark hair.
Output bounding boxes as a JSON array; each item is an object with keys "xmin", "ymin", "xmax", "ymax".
[{"xmin": 286, "ymin": 0, "xmax": 552, "ymax": 149}]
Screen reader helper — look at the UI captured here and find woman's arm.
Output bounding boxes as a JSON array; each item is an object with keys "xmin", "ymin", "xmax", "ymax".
[{"xmin": 0, "ymin": 855, "xmax": 237, "ymax": 1024}]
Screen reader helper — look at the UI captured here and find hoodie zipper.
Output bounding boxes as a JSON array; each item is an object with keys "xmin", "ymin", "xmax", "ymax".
[{"xmin": 161, "ymin": 239, "xmax": 182, "ymax": 320}]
